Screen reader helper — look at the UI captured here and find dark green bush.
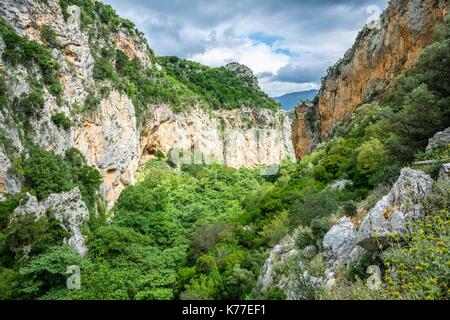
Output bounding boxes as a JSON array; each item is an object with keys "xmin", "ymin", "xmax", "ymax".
[
  {"xmin": 64, "ymin": 148, "xmax": 101, "ymax": 209},
  {"xmin": 0, "ymin": 74, "xmax": 7, "ymax": 110},
  {"xmin": 5, "ymin": 211, "xmax": 70, "ymax": 258},
  {"xmin": 93, "ymin": 57, "xmax": 115, "ymax": 81},
  {"xmin": 16, "ymin": 90, "xmax": 45, "ymax": 118},
  {"xmin": 295, "ymin": 226, "xmax": 315, "ymax": 249},
  {"xmin": 310, "ymin": 217, "xmax": 331, "ymax": 244},
  {"xmin": 40, "ymin": 25, "xmax": 60, "ymax": 49},
  {"xmin": 291, "ymin": 190, "xmax": 338, "ymax": 226},
  {"xmin": 83, "ymin": 92, "xmax": 101, "ymax": 111},
  {"xmin": 22, "ymin": 147, "xmax": 74, "ymax": 200},
  {"xmin": 341, "ymin": 200, "xmax": 358, "ymax": 217},
  {"xmin": 51, "ymin": 112, "xmax": 73, "ymax": 130}
]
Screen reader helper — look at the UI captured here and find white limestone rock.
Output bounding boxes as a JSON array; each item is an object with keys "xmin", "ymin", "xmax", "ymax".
[
  {"xmin": 322, "ymin": 217, "xmax": 357, "ymax": 271},
  {"xmin": 11, "ymin": 188, "xmax": 89, "ymax": 256},
  {"xmin": 356, "ymin": 168, "xmax": 434, "ymax": 251}
]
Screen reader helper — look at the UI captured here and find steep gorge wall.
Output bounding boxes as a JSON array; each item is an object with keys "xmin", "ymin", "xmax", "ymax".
[
  {"xmin": 140, "ymin": 104, "xmax": 294, "ymax": 169},
  {"xmin": 0, "ymin": 0, "xmax": 294, "ymax": 207},
  {"xmin": 294, "ymin": 0, "xmax": 449, "ymax": 159}
]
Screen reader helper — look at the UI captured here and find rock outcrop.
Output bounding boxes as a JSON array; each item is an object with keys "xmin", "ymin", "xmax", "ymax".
[
  {"xmin": 140, "ymin": 104, "xmax": 295, "ymax": 170},
  {"xmin": 292, "ymin": 102, "xmax": 320, "ymax": 159},
  {"xmin": 75, "ymin": 90, "xmax": 140, "ymax": 206},
  {"xmin": 323, "ymin": 217, "xmax": 357, "ymax": 272},
  {"xmin": 11, "ymin": 188, "xmax": 89, "ymax": 255},
  {"xmin": 259, "ymin": 238, "xmax": 297, "ymax": 294},
  {"xmin": 356, "ymin": 168, "xmax": 434, "ymax": 251},
  {"xmin": 426, "ymin": 127, "xmax": 450, "ymax": 152},
  {"xmin": 439, "ymin": 163, "xmax": 450, "ymax": 181},
  {"xmin": 225, "ymin": 62, "xmax": 260, "ymax": 90},
  {"xmin": 294, "ymin": 0, "xmax": 449, "ymax": 156}
]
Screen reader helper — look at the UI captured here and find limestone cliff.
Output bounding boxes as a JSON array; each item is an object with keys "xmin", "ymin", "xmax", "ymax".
[
  {"xmin": 292, "ymin": 102, "xmax": 319, "ymax": 160},
  {"xmin": 294, "ymin": 0, "xmax": 449, "ymax": 159},
  {"xmin": 0, "ymin": 0, "xmax": 294, "ymax": 208}
]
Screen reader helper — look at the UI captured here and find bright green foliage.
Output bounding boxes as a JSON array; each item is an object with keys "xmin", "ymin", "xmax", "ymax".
[
  {"xmin": 51, "ymin": 112, "xmax": 73, "ymax": 130},
  {"xmin": 356, "ymin": 138, "xmax": 388, "ymax": 185},
  {"xmin": 18, "ymin": 245, "xmax": 84, "ymax": 299},
  {"xmin": 22, "ymin": 148, "xmax": 74, "ymax": 200},
  {"xmin": 159, "ymin": 56, "xmax": 279, "ymax": 110},
  {"xmin": 87, "ymin": 48, "xmax": 204, "ymax": 120},
  {"xmin": 258, "ymin": 211, "xmax": 289, "ymax": 247},
  {"xmin": 58, "ymin": 0, "xmax": 139, "ymax": 35}
]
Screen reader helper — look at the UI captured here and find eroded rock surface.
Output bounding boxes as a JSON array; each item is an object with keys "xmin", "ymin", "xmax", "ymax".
[
  {"xmin": 356, "ymin": 168, "xmax": 434, "ymax": 251},
  {"xmin": 11, "ymin": 188, "xmax": 89, "ymax": 255},
  {"xmin": 293, "ymin": 0, "xmax": 449, "ymax": 156},
  {"xmin": 323, "ymin": 217, "xmax": 357, "ymax": 271}
]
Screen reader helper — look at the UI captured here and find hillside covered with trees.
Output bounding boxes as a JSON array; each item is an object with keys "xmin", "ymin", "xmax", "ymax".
[{"xmin": 1, "ymin": 14, "xmax": 449, "ymax": 300}]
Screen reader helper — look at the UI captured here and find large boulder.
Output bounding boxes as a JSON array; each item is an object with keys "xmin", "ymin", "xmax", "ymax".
[
  {"xmin": 356, "ymin": 168, "xmax": 434, "ymax": 251},
  {"xmin": 322, "ymin": 217, "xmax": 357, "ymax": 271},
  {"xmin": 426, "ymin": 127, "xmax": 450, "ymax": 152},
  {"xmin": 259, "ymin": 239, "xmax": 297, "ymax": 291},
  {"xmin": 11, "ymin": 188, "xmax": 89, "ymax": 256},
  {"xmin": 439, "ymin": 163, "xmax": 450, "ymax": 181}
]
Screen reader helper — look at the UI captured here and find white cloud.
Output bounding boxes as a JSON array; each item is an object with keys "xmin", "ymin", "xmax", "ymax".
[{"xmin": 189, "ymin": 40, "xmax": 290, "ymax": 74}]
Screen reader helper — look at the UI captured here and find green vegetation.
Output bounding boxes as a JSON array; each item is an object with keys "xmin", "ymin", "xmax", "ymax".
[
  {"xmin": 159, "ymin": 56, "xmax": 279, "ymax": 110},
  {"xmin": 51, "ymin": 112, "xmax": 73, "ymax": 130},
  {"xmin": 10, "ymin": 147, "xmax": 101, "ymax": 207},
  {"xmin": 89, "ymin": 48, "xmax": 205, "ymax": 121},
  {"xmin": 382, "ymin": 208, "xmax": 449, "ymax": 300},
  {"xmin": 58, "ymin": 0, "xmax": 138, "ymax": 35},
  {"xmin": 40, "ymin": 25, "xmax": 60, "ymax": 49},
  {"xmin": 0, "ymin": 3, "xmax": 449, "ymax": 302},
  {"xmin": 0, "ymin": 18, "xmax": 62, "ymax": 97}
]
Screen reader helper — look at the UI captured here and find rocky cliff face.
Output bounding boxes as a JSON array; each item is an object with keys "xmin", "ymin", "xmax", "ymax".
[
  {"xmin": 292, "ymin": 102, "xmax": 319, "ymax": 160},
  {"xmin": 293, "ymin": 0, "xmax": 449, "ymax": 159},
  {"xmin": 0, "ymin": 0, "xmax": 295, "ymax": 208},
  {"xmin": 140, "ymin": 104, "xmax": 294, "ymax": 170}
]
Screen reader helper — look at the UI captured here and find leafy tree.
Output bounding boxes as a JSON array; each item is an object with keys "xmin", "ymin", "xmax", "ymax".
[
  {"xmin": 356, "ymin": 138, "xmax": 388, "ymax": 185},
  {"xmin": 291, "ymin": 190, "xmax": 338, "ymax": 226},
  {"xmin": 51, "ymin": 112, "xmax": 73, "ymax": 130},
  {"xmin": 22, "ymin": 148, "xmax": 74, "ymax": 200},
  {"xmin": 18, "ymin": 245, "xmax": 84, "ymax": 299}
]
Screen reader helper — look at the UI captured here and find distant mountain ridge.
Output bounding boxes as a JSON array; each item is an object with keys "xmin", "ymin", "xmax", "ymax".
[{"xmin": 274, "ymin": 90, "xmax": 318, "ymax": 111}]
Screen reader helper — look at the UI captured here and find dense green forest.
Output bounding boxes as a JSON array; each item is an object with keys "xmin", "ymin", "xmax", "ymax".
[{"xmin": 0, "ymin": 3, "xmax": 449, "ymax": 300}]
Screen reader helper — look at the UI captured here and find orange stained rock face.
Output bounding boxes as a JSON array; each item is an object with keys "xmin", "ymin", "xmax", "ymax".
[
  {"xmin": 292, "ymin": 103, "xmax": 317, "ymax": 159},
  {"xmin": 0, "ymin": 175, "xmax": 6, "ymax": 194},
  {"xmin": 313, "ymin": 0, "xmax": 449, "ymax": 144}
]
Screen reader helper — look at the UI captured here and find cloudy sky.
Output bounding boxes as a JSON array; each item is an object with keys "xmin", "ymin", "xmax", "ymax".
[{"xmin": 103, "ymin": 0, "xmax": 388, "ymax": 97}]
